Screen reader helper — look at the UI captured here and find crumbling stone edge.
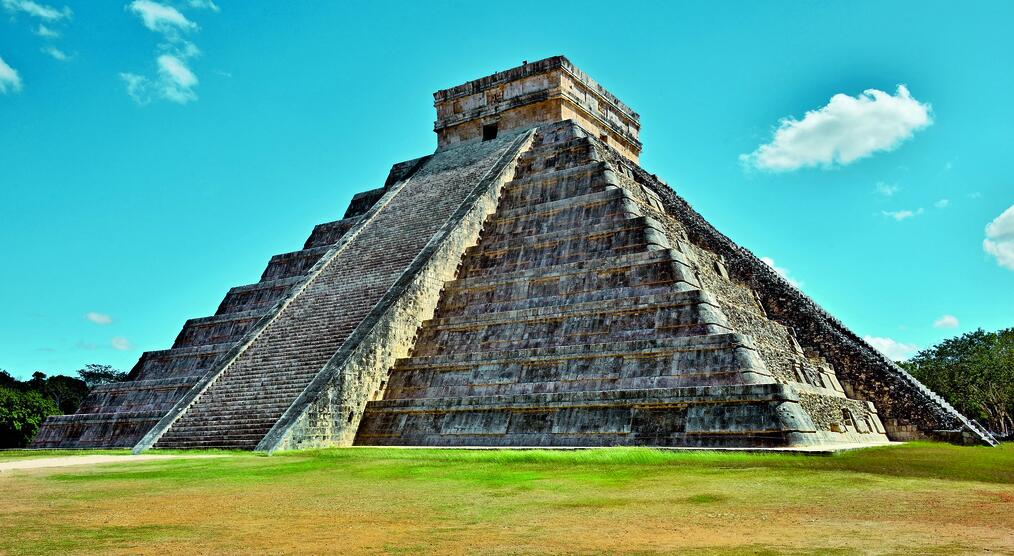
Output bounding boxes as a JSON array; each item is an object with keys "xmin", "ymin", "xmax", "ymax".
[
  {"xmin": 258, "ymin": 129, "xmax": 538, "ymax": 453},
  {"xmin": 602, "ymin": 146, "xmax": 995, "ymax": 446}
]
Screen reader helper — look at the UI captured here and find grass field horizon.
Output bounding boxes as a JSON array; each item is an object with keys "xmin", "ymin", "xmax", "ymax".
[{"xmin": 2, "ymin": 442, "xmax": 1012, "ymax": 554}]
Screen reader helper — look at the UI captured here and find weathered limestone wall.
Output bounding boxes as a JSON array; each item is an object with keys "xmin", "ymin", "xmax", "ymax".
[
  {"xmin": 261, "ymin": 130, "xmax": 537, "ymax": 452},
  {"xmin": 589, "ymin": 140, "xmax": 886, "ymax": 442},
  {"xmin": 599, "ymin": 143, "xmax": 995, "ymax": 446}
]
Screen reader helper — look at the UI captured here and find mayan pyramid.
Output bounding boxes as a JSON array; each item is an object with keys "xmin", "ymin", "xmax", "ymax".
[{"xmin": 34, "ymin": 57, "xmax": 996, "ymax": 451}]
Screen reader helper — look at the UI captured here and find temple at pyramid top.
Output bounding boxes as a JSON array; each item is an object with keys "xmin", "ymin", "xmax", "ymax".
[{"xmin": 433, "ymin": 56, "xmax": 642, "ymax": 162}]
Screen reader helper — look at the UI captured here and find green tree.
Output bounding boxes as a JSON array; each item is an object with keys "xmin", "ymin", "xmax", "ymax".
[
  {"xmin": 0, "ymin": 387, "xmax": 60, "ymax": 448},
  {"xmin": 903, "ymin": 328, "xmax": 1014, "ymax": 438},
  {"xmin": 44, "ymin": 375, "xmax": 89, "ymax": 414},
  {"xmin": 0, "ymin": 370, "xmax": 17, "ymax": 389},
  {"xmin": 76, "ymin": 364, "xmax": 127, "ymax": 388}
]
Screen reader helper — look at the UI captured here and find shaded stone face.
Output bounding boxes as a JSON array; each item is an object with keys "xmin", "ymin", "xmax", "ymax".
[
  {"xmin": 354, "ymin": 120, "xmax": 889, "ymax": 448},
  {"xmin": 32, "ymin": 56, "xmax": 994, "ymax": 451}
]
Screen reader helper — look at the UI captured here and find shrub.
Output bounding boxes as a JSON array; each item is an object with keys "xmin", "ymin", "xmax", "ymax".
[{"xmin": 0, "ymin": 387, "xmax": 60, "ymax": 448}]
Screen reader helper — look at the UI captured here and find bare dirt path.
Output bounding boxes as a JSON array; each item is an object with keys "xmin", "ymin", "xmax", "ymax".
[{"xmin": 0, "ymin": 454, "xmax": 222, "ymax": 473}]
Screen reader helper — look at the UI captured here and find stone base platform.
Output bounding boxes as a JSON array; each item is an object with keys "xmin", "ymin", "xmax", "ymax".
[{"xmin": 356, "ymin": 384, "xmax": 887, "ymax": 449}]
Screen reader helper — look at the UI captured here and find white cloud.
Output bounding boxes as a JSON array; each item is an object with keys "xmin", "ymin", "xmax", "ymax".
[
  {"xmin": 881, "ymin": 208, "xmax": 924, "ymax": 221},
  {"xmin": 864, "ymin": 335, "xmax": 919, "ymax": 361},
  {"xmin": 121, "ymin": 55, "xmax": 199, "ymax": 105},
  {"xmin": 983, "ymin": 204, "xmax": 1014, "ymax": 271},
  {"xmin": 120, "ymin": 72, "xmax": 151, "ymax": 105},
  {"xmin": 85, "ymin": 312, "xmax": 112, "ymax": 325},
  {"xmin": 875, "ymin": 182, "xmax": 900, "ymax": 197},
  {"xmin": 1, "ymin": 0, "xmax": 71, "ymax": 21},
  {"xmin": 41, "ymin": 46, "xmax": 68, "ymax": 61},
  {"xmin": 111, "ymin": 337, "xmax": 133, "ymax": 351},
  {"xmin": 934, "ymin": 198, "xmax": 950, "ymax": 209},
  {"xmin": 741, "ymin": 85, "xmax": 932, "ymax": 172},
  {"xmin": 933, "ymin": 315, "xmax": 959, "ymax": 329},
  {"xmin": 157, "ymin": 54, "xmax": 198, "ymax": 103},
  {"xmin": 760, "ymin": 256, "xmax": 803, "ymax": 288},
  {"xmin": 34, "ymin": 23, "xmax": 59, "ymax": 37},
  {"xmin": 188, "ymin": 0, "xmax": 219, "ymax": 11},
  {"xmin": 124, "ymin": 0, "xmax": 213, "ymax": 105},
  {"xmin": 127, "ymin": 0, "xmax": 196, "ymax": 33},
  {"xmin": 968, "ymin": 192, "xmax": 983, "ymax": 199},
  {"xmin": 0, "ymin": 55, "xmax": 22, "ymax": 94}
]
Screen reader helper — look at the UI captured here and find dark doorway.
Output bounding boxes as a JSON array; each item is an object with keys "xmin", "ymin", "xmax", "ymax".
[{"xmin": 482, "ymin": 122, "xmax": 499, "ymax": 141}]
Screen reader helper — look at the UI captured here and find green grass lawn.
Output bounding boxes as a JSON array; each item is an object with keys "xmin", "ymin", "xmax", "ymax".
[{"xmin": 1, "ymin": 443, "xmax": 1012, "ymax": 555}]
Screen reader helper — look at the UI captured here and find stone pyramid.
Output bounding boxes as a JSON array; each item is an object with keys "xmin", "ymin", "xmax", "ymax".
[{"xmin": 34, "ymin": 56, "xmax": 995, "ymax": 451}]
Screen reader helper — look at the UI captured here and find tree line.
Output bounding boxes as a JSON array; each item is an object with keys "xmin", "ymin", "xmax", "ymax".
[
  {"xmin": 900, "ymin": 327, "xmax": 1013, "ymax": 439},
  {"xmin": 0, "ymin": 364, "xmax": 126, "ymax": 448}
]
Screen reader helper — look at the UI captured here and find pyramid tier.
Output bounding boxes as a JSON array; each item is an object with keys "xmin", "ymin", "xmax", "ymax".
[
  {"xmin": 437, "ymin": 249, "xmax": 700, "ymax": 317},
  {"xmin": 215, "ymin": 276, "xmax": 304, "ymax": 315},
  {"xmin": 357, "ymin": 384, "xmax": 817, "ymax": 448},
  {"xmin": 385, "ymin": 334, "xmax": 774, "ymax": 400},
  {"xmin": 411, "ymin": 290, "xmax": 732, "ymax": 356}
]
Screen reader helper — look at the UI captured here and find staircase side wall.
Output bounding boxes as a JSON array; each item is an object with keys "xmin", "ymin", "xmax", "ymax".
[{"xmin": 260, "ymin": 130, "xmax": 537, "ymax": 452}]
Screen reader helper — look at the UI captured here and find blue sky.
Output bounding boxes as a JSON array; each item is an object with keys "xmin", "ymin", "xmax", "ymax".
[{"xmin": 1, "ymin": 1, "xmax": 1012, "ymax": 379}]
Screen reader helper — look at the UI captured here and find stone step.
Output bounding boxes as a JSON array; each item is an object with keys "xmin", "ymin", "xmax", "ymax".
[
  {"xmin": 426, "ymin": 289, "xmax": 719, "ymax": 328},
  {"xmin": 409, "ymin": 314, "xmax": 730, "ymax": 353},
  {"xmin": 216, "ymin": 276, "xmax": 304, "ymax": 315},
  {"xmin": 259, "ymin": 245, "xmax": 332, "ymax": 282},
  {"xmin": 499, "ymin": 161, "xmax": 611, "ymax": 207},
  {"xmin": 396, "ymin": 333, "xmax": 759, "ymax": 370},
  {"xmin": 513, "ymin": 136, "xmax": 596, "ymax": 172},
  {"xmin": 303, "ymin": 216, "xmax": 362, "ymax": 249},
  {"xmin": 132, "ymin": 344, "xmax": 231, "ymax": 382},
  {"xmin": 172, "ymin": 406, "xmax": 289, "ymax": 419},
  {"xmin": 468, "ymin": 215, "xmax": 659, "ymax": 254},
  {"xmin": 157, "ymin": 435, "xmax": 265, "ymax": 446},
  {"xmin": 459, "ymin": 217, "xmax": 669, "ymax": 279},
  {"xmin": 435, "ymin": 283, "xmax": 685, "ymax": 319},
  {"xmin": 447, "ymin": 249, "xmax": 690, "ymax": 291},
  {"xmin": 390, "ymin": 335, "xmax": 767, "ymax": 385},
  {"xmin": 195, "ymin": 389, "xmax": 311, "ymax": 405},
  {"xmin": 482, "ymin": 189, "xmax": 635, "ymax": 238},
  {"xmin": 385, "ymin": 372, "xmax": 776, "ymax": 402},
  {"xmin": 172, "ymin": 309, "xmax": 265, "ymax": 349},
  {"xmin": 165, "ymin": 419, "xmax": 277, "ymax": 432}
]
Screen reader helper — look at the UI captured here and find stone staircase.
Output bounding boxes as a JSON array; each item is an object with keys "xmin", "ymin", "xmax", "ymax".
[
  {"xmin": 147, "ymin": 131, "xmax": 532, "ymax": 450},
  {"xmin": 30, "ymin": 216, "xmax": 363, "ymax": 448},
  {"xmin": 356, "ymin": 122, "xmax": 822, "ymax": 448}
]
